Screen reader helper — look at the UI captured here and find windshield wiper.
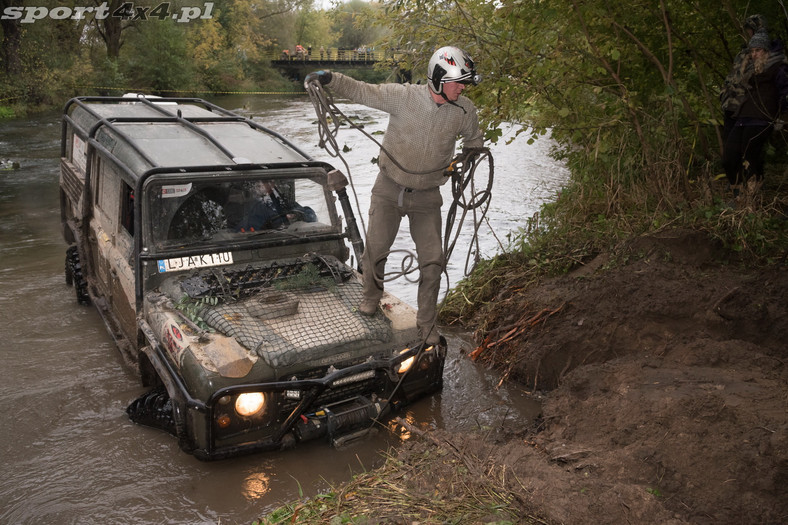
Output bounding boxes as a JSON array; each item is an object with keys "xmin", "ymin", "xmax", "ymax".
[{"xmin": 247, "ymin": 226, "xmax": 304, "ymax": 240}]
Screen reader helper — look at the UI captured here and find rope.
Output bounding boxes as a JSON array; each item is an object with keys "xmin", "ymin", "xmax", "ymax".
[
  {"xmin": 444, "ymin": 148, "xmax": 494, "ymax": 277},
  {"xmin": 303, "ymin": 79, "xmax": 368, "ymax": 237}
]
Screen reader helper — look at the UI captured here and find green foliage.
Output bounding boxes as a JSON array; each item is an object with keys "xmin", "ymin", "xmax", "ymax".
[
  {"xmin": 330, "ymin": 0, "xmax": 389, "ymax": 50},
  {"xmin": 0, "ymin": 0, "xmax": 340, "ymax": 100},
  {"xmin": 187, "ymin": 16, "xmax": 243, "ymax": 92},
  {"xmin": 91, "ymin": 58, "xmax": 128, "ymax": 95},
  {"xmin": 291, "ymin": 6, "xmax": 337, "ymax": 51},
  {"xmin": 121, "ymin": 20, "xmax": 196, "ymax": 93},
  {"xmin": 378, "ymin": 0, "xmax": 788, "ymax": 317}
]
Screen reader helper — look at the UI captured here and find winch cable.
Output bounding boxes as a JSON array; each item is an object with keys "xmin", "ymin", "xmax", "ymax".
[
  {"xmin": 305, "ymin": 79, "xmax": 368, "ymax": 236},
  {"xmin": 304, "ymin": 78, "xmax": 495, "ymax": 291}
]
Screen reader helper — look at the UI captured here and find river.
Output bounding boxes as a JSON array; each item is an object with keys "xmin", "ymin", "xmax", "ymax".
[{"xmin": 0, "ymin": 94, "xmax": 567, "ymax": 524}]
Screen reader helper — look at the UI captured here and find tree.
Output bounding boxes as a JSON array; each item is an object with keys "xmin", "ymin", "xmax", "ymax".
[
  {"xmin": 121, "ymin": 19, "xmax": 195, "ymax": 93},
  {"xmin": 92, "ymin": 0, "xmax": 126, "ymax": 59},
  {"xmin": 188, "ymin": 16, "xmax": 238, "ymax": 90},
  {"xmin": 331, "ymin": 0, "xmax": 387, "ymax": 50},
  {"xmin": 292, "ymin": 6, "xmax": 336, "ymax": 52},
  {"xmin": 0, "ymin": 0, "xmax": 23, "ymax": 74}
]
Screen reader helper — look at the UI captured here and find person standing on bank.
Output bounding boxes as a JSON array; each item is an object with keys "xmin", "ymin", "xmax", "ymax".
[
  {"xmin": 304, "ymin": 46, "xmax": 484, "ymax": 346},
  {"xmin": 722, "ymin": 29, "xmax": 788, "ymax": 197},
  {"xmin": 720, "ymin": 14, "xmax": 769, "ymax": 140}
]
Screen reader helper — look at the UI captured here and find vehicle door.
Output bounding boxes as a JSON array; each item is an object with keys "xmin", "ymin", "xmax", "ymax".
[{"xmin": 89, "ymin": 161, "xmax": 137, "ymax": 341}]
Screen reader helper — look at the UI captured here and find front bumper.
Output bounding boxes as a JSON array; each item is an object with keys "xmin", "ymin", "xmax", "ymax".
[{"xmin": 138, "ymin": 320, "xmax": 445, "ymax": 460}]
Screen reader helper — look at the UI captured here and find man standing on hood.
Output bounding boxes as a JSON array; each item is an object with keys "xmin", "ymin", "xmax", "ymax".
[{"xmin": 305, "ymin": 46, "xmax": 484, "ymax": 346}]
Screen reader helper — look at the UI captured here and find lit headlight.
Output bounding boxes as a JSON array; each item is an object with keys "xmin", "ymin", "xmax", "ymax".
[
  {"xmin": 397, "ymin": 345, "xmax": 435, "ymax": 374},
  {"xmin": 397, "ymin": 348, "xmax": 414, "ymax": 374},
  {"xmin": 235, "ymin": 392, "xmax": 266, "ymax": 417}
]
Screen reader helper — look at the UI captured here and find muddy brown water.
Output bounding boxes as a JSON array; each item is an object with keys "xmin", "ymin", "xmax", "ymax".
[{"xmin": 0, "ymin": 95, "xmax": 566, "ymax": 524}]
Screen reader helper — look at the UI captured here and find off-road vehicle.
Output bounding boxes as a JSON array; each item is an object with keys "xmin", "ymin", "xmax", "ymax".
[{"xmin": 59, "ymin": 95, "xmax": 445, "ymax": 460}]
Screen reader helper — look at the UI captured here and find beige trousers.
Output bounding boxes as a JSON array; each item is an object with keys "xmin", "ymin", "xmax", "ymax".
[{"xmin": 362, "ymin": 174, "xmax": 445, "ymax": 338}]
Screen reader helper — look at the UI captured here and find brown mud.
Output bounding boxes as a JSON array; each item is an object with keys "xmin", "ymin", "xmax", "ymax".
[{"xmin": 398, "ymin": 229, "xmax": 787, "ymax": 524}]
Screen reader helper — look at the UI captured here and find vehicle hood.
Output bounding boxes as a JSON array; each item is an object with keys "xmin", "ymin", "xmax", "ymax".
[{"xmin": 144, "ymin": 263, "xmax": 417, "ymax": 381}]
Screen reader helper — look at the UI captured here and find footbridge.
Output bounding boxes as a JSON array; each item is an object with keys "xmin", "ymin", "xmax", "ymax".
[{"xmin": 270, "ymin": 48, "xmax": 411, "ymax": 82}]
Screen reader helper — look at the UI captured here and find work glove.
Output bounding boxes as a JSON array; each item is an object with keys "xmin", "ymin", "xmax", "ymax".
[
  {"xmin": 304, "ymin": 70, "xmax": 332, "ymax": 89},
  {"xmin": 444, "ymin": 152, "xmax": 467, "ymax": 177},
  {"xmin": 444, "ymin": 147, "xmax": 485, "ymax": 176}
]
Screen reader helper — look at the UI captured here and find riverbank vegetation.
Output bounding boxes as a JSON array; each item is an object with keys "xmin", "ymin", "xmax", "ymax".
[{"xmin": 382, "ymin": 0, "xmax": 788, "ymax": 323}]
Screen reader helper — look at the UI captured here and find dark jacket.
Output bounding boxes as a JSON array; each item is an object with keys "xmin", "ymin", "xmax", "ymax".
[{"xmin": 736, "ymin": 54, "xmax": 788, "ymax": 123}]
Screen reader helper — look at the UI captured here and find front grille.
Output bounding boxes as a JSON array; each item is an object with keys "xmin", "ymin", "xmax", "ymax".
[{"xmin": 180, "ymin": 256, "xmax": 353, "ymax": 301}]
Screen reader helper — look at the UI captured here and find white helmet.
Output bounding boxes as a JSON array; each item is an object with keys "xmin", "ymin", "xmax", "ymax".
[{"xmin": 427, "ymin": 46, "xmax": 480, "ymax": 94}]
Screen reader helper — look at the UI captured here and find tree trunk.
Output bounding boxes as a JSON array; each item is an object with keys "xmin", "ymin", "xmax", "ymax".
[
  {"xmin": 0, "ymin": 3, "xmax": 22, "ymax": 75},
  {"xmin": 97, "ymin": 0, "xmax": 123, "ymax": 59}
]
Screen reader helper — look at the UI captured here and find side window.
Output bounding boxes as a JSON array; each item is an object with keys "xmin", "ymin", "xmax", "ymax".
[
  {"xmin": 92, "ymin": 158, "xmax": 101, "ymax": 206},
  {"xmin": 94, "ymin": 164, "xmax": 121, "ymax": 234},
  {"xmin": 121, "ymin": 183, "xmax": 134, "ymax": 236}
]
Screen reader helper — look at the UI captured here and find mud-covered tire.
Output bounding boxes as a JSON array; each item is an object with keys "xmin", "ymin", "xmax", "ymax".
[
  {"xmin": 126, "ymin": 387, "xmax": 177, "ymax": 436},
  {"xmin": 66, "ymin": 245, "xmax": 90, "ymax": 305},
  {"xmin": 65, "ymin": 245, "xmax": 76, "ymax": 286}
]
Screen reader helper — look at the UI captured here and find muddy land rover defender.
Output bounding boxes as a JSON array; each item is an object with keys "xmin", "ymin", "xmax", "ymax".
[{"xmin": 59, "ymin": 95, "xmax": 445, "ymax": 460}]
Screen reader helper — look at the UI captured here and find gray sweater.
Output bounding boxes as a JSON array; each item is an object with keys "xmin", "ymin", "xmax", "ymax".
[{"xmin": 327, "ymin": 72, "xmax": 484, "ymax": 190}]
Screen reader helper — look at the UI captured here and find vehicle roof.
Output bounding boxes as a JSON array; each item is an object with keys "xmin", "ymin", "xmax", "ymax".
[{"xmin": 64, "ymin": 96, "xmax": 310, "ymax": 181}]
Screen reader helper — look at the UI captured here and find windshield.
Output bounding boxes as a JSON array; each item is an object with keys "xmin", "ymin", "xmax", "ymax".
[{"xmin": 144, "ymin": 174, "xmax": 335, "ymax": 250}]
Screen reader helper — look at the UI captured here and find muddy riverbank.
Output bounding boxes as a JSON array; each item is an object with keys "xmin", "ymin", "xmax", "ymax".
[{"xmin": 279, "ymin": 229, "xmax": 787, "ymax": 524}]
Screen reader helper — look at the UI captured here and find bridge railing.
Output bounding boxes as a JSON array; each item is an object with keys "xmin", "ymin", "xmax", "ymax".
[{"xmin": 271, "ymin": 48, "xmax": 394, "ymax": 63}]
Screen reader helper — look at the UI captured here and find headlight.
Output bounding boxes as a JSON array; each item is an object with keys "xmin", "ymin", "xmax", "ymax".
[
  {"xmin": 235, "ymin": 392, "xmax": 266, "ymax": 417},
  {"xmin": 397, "ymin": 345, "xmax": 435, "ymax": 374},
  {"xmin": 397, "ymin": 348, "xmax": 415, "ymax": 374}
]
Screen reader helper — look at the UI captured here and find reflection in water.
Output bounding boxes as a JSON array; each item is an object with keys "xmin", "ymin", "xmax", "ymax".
[
  {"xmin": 242, "ymin": 471, "xmax": 271, "ymax": 501},
  {"xmin": 0, "ymin": 95, "xmax": 566, "ymax": 525},
  {"xmin": 386, "ymin": 414, "xmax": 417, "ymax": 442}
]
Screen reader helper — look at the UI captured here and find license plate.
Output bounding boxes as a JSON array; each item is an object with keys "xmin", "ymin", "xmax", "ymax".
[{"xmin": 157, "ymin": 252, "xmax": 233, "ymax": 273}]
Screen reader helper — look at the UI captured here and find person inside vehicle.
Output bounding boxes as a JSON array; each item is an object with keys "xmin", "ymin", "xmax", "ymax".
[
  {"xmin": 304, "ymin": 46, "xmax": 484, "ymax": 346},
  {"xmin": 228, "ymin": 180, "xmax": 316, "ymax": 232}
]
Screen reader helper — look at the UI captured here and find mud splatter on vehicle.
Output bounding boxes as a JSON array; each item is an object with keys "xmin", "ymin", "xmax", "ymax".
[{"xmin": 59, "ymin": 95, "xmax": 445, "ymax": 460}]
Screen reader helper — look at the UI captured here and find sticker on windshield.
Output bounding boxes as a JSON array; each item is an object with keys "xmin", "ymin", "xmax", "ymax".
[
  {"xmin": 161, "ymin": 183, "xmax": 192, "ymax": 198},
  {"xmin": 157, "ymin": 252, "xmax": 233, "ymax": 273}
]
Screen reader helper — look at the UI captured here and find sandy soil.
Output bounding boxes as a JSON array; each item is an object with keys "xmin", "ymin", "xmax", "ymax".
[{"xmin": 417, "ymin": 229, "xmax": 787, "ymax": 524}]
